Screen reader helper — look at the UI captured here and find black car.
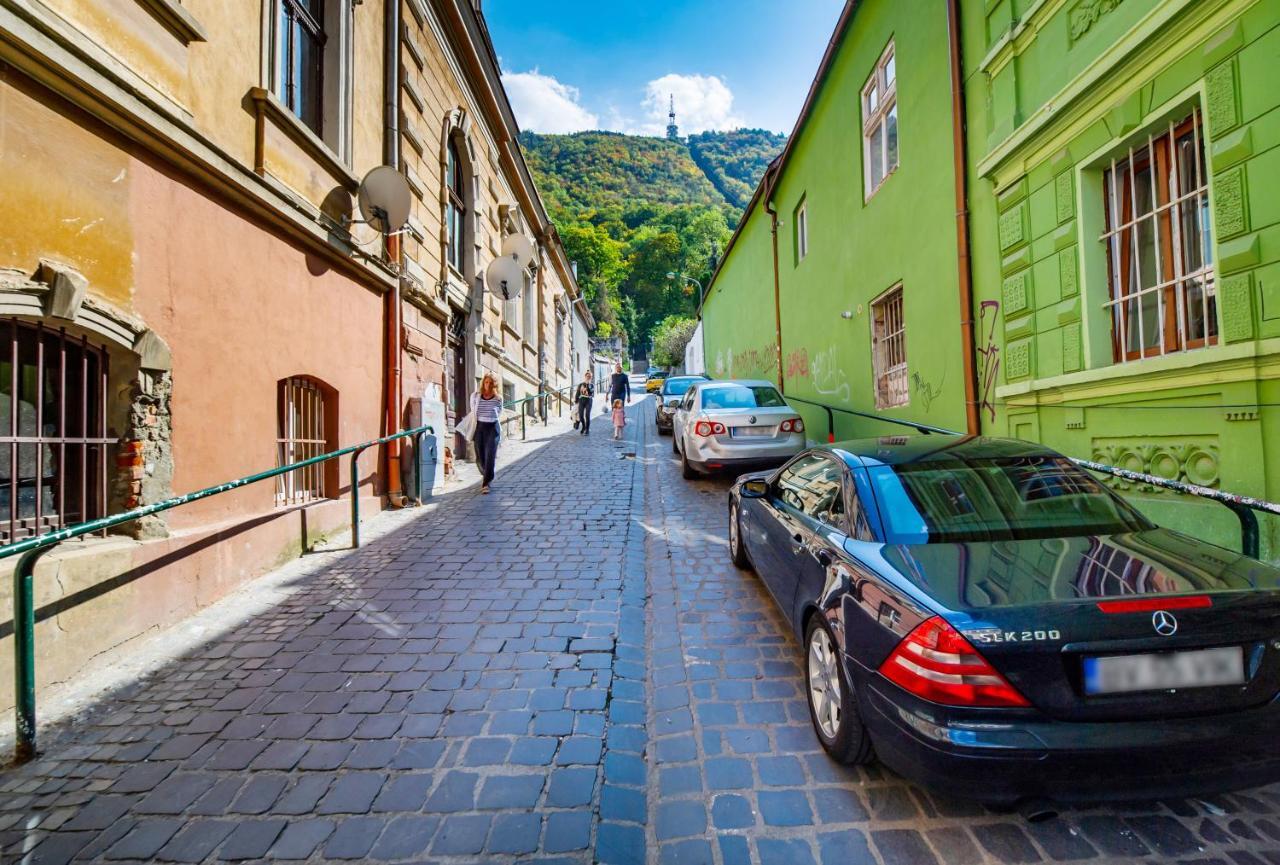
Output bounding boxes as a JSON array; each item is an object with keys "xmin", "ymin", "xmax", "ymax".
[
  {"xmin": 654, "ymin": 374, "xmax": 710, "ymax": 434},
  {"xmin": 727, "ymin": 435, "xmax": 1280, "ymax": 805}
]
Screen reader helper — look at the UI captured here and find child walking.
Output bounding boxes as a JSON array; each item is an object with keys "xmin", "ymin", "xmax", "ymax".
[{"xmin": 611, "ymin": 399, "xmax": 627, "ymax": 440}]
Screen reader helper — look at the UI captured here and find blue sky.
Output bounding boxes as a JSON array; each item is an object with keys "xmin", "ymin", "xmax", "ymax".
[{"xmin": 485, "ymin": 0, "xmax": 845, "ymax": 137}]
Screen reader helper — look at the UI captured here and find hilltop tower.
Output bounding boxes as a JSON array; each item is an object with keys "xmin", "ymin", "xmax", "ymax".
[{"xmin": 666, "ymin": 95, "xmax": 679, "ymax": 141}]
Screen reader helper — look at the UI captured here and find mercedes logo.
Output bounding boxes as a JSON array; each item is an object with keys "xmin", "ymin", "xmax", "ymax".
[{"xmin": 1152, "ymin": 610, "xmax": 1178, "ymax": 637}]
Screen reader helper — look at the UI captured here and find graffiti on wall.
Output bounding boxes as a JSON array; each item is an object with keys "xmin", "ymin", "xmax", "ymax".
[
  {"xmin": 911, "ymin": 369, "xmax": 945, "ymax": 413},
  {"xmin": 715, "ymin": 343, "xmax": 777, "ymax": 379},
  {"xmin": 976, "ymin": 300, "xmax": 1000, "ymax": 424},
  {"xmin": 809, "ymin": 345, "xmax": 851, "ymax": 402},
  {"xmin": 785, "ymin": 347, "xmax": 810, "ymax": 380}
]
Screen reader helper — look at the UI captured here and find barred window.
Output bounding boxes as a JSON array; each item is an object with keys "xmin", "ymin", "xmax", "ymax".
[
  {"xmin": 0, "ymin": 320, "xmax": 112, "ymax": 542},
  {"xmin": 862, "ymin": 41, "xmax": 898, "ymax": 199},
  {"xmin": 1102, "ymin": 109, "xmax": 1215, "ymax": 362},
  {"xmin": 276, "ymin": 377, "xmax": 333, "ymax": 505},
  {"xmin": 871, "ymin": 284, "xmax": 908, "ymax": 409}
]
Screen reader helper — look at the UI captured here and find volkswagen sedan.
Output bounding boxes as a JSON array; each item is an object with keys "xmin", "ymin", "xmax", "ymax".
[
  {"xmin": 673, "ymin": 380, "xmax": 806, "ymax": 479},
  {"xmin": 728, "ymin": 435, "xmax": 1280, "ymax": 805}
]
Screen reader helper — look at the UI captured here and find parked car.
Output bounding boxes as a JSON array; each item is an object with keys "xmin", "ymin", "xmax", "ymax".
[
  {"xmin": 655, "ymin": 374, "xmax": 710, "ymax": 434},
  {"xmin": 672, "ymin": 380, "xmax": 805, "ymax": 479},
  {"xmin": 644, "ymin": 370, "xmax": 669, "ymax": 393},
  {"xmin": 727, "ymin": 434, "xmax": 1280, "ymax": 806}
]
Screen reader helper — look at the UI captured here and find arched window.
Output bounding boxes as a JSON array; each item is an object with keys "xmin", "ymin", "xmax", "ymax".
[
  {"xmin": 276, "ymin": 377, "xmax": 336, "ymax": 504},
  {"xmin": 446, "ymin": 138, "xmax": 467, "ymax": 274},
  {"xmin": 0, "ymin": 320, "xmax": 112, "ymax": 541}
]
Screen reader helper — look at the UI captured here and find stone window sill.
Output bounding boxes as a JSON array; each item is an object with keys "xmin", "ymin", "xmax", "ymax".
[
  {"xmin": 248, "ymin": 87, "xmax": 358, "ymax": 191},
  {"xmin": 137, "ymin": 0, "xmax": 207, "ymax": 44}
]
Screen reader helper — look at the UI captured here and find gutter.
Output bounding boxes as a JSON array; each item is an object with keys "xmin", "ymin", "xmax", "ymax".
[
  {"xmin": 946, "ymin": 0, "xmax": 980, "ymax": 436},
  {"xmin": 384, "ymin": 0, "xmax": 404, "ymax": 500}
]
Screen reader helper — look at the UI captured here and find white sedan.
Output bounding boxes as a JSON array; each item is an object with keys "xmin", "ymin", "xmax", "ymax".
[{"xmin": 671, "ymin": 380, "xmax": 806, "ymax": 479}]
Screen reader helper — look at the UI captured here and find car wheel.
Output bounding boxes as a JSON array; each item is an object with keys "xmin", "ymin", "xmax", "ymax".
[
  {"xmin": 681, "ymin": 446, "xmax": 698, "ymax": 480},
  {"xmin": 805, "ymin": 616, "xmax": 873, "ymax": 766},
  {"xmin": 729, "ymin": 501, "xmax": 751, "ymax": 569}
]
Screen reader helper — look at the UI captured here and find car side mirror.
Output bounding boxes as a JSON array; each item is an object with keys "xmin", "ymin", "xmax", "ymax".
[{"xmin": 740, "ymin": 479, "xmax": 768, "ymax": 498}]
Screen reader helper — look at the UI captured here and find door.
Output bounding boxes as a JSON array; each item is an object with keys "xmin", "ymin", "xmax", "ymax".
[
  {"xmin": 448, "ymin": 317, "xmax": 469, "ymax": 459},
  {"xmin": 673, "ymin": 387, "xmax": 697, "ymax": 451},
  {"xmin": 750, "ymin": 454, "xmax": 832, "ymax": 608}
]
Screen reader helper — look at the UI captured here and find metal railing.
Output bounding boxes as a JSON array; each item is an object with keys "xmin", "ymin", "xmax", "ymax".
[
  {"xmin": 501, "ymin": 385, "xmax": 574, "ymax": 440},
  {"xmin": 783, "ymin": 394, "xmax": 1280, "ymax": 560},
  {"xmin": 0, "ymin": 423, "xmax": 435, "ymax": 763}
]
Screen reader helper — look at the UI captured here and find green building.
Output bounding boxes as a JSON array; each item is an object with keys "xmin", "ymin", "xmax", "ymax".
[{"xmin": 701, "ymin": 0, "xmax": 1280, "ymax": 556}]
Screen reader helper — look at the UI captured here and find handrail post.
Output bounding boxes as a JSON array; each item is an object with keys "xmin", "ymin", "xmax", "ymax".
[
  {"xmin": 1225, "ymin": 502, "xmax": 1260, "ymax": 559},
  {"xmin": 350, "ymin": 444, "xmax": 370, "ymax": 548},
  {"xmin": 14, "ymin": 545, "xmax": 52, "ymax": 763},
  {"xmin": 522, "ymin": 403, "xmax": 527, "ymax": 441},
  {"xmin": 824, "ymin": 406, "xmax": 834, "ymax": 444},
  {"xmin": 412, "ymin": 430, "xmax": 425, "ymax": 505}
]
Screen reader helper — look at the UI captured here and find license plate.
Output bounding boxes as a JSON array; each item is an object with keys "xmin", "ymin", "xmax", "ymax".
[
  {"xmin": 1083, "ymin": 646, "xmax": 1244, "ymax": 695},
  {"xmin": 730, "ymin": 426, "xmax": 772, "ymax": 437}
]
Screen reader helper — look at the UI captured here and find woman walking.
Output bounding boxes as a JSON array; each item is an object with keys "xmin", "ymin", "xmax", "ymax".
[
  {"xmin": 470, "ymin": 373, "xmax": 503, "ymax": 493},
  {"xmin": 573, "ymin": 370, "xmax": 595, "ymax": 435}
]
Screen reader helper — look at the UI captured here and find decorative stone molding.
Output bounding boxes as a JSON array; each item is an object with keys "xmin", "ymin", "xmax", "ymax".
[
  {"xmin": 1054, "ymin": 172, "xmax": 1074, "ymax": 224},
  {"xmin": 1091, "ymin": 437, "xmax": 1220, "ymax": 491},
  {"xmin": 1068, "ymin": 0, "xmax": 1128, "ymax": 43},
  {"xmin": 1006, "ymin": 340, "xmax": 1031, "ymax": 380},
  {"xmin": 1059, "ymin": 247, "xmax": 1079, "ymax": 298},
  {"xmin": 1062, "ymin": 323, "xmax": 1082, "ymax": 373},
  {"xmin": 136, "ymin": 0, "xmax": 207, "ymax": 44},
  {"xmin": 1002, "ymin": 270, "xmax": 1031, "ymax": 316},
  {"xmin": 1205, "ymin": 59, "xmax": 1239, "ymax": 133},
  {"xmin": 37, "ymin": 259, "xmax": 87, "ymax": 320},
  {"xmin": 998, "ymin": 204, "xmax": 1027, "ymax": 252},
  {"xmin": 1213, "ymin": 166, "xmax": 1248, "ymax": 240},
  {"xmin": 1218, "ymin": 273, "xmax": 1254, "ymax": 343}
]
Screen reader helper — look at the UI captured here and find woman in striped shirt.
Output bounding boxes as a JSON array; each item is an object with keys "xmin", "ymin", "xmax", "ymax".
[{"xmin": 471, "ymin": 373, "xmax": 504, "ymax": 493}]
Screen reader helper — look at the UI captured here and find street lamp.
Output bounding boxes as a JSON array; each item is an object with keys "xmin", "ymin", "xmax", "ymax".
[{"xmin": 666, "ymin": 271, "xmax": 703, "ymax": 303}]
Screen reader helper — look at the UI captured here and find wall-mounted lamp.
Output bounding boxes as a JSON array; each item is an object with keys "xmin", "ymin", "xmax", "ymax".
[{"xmin": 841, "ymin": 311, "xmax": 853, "ymax": 319}]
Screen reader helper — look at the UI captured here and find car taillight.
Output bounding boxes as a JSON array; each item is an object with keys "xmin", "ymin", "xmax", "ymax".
[
  {"xmin": 780, "ymin": 418, "xmax": 805, "ymax": 433},
  {"xmin": 694, "ymin": 421, "xmax": 726, "ymax": 437},
  {"xmin": 878, "ymin": 617, "xmax": 1029, "ymax": 708}
]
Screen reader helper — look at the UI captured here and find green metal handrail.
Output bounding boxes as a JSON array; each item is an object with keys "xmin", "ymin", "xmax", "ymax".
[
  {"xmin": 1, "ymin": 423, "xmax": 433, "ymax": 763},
  {"xmin": 782, "ymin": 394, "xmax": 1279, "ymax": 559},
  {"xmin": 500, "ymin": 385, "xmax": 575, "ymax": 440}
]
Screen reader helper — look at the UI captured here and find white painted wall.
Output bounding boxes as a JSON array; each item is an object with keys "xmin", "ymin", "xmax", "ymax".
[{"xmin": 685, "ymin": 321, "xmax": 706, "ymax": 375}]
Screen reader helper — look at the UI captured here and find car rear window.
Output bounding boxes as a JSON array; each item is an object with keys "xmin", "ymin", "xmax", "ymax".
[
  {"xmin": 868, "ymin": 455, "xmax": 1153, "ymax": 543},
  {"xmin": 662, "ymin": 377, "xmax": 702, "ymax": 396},
  {"xmin": 701, "ymin": 385, "xmax": 787, "ymax": 410}
]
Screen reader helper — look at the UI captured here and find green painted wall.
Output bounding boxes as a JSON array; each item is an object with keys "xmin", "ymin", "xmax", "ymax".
[
  {"xmin": 703, "ymin": 0, "xmax": 969, "ymax": 442},
  {"xmin": 963, "ymin": 0, "xmax": 1280, "ymax": 559}
]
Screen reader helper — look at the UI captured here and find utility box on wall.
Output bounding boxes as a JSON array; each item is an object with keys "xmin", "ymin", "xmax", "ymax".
[{"xmin": 403, "ymin": 390, "xmax": 447, "ymax": 500}]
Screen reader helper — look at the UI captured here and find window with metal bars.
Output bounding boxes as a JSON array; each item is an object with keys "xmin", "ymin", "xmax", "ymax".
[
  {"xmin": 276, "ymin": 377, "xmax": 332, "ymax": 504},
  {"xmin": 446, "ymin": 138, "xmax": 467, "ymax": 274},
  {"xmin": 276, "ymin": 0, "xmax": 325, "ymax": 134},
  {"xmin": 1102, "ymin": 108, "xmax": 1216, "ymax": 362},
  {"xmin": 871, "ymin": 284, "xmax": 908, "ymax": 409},
  {"xmin": 0, "ymin": 320, "xmax": 112, "ymax": 543}
]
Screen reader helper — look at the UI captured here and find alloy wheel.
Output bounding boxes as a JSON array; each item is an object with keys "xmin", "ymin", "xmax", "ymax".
[{"xmin": 808, "ymin": 625, "xmax": 842, "ymax": 740}]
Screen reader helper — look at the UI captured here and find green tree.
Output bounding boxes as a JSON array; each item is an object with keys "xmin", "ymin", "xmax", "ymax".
[{"xmin": 651, "ymin": 315, "xmax": 699, "ymax": 367}]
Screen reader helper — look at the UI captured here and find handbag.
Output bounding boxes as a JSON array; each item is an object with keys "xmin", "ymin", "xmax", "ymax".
[{"xmin": 457, "ymin": 411, "xmax": 477, "ymax": 440}]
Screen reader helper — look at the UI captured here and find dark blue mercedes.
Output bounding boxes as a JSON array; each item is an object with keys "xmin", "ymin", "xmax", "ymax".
[{"xmin": 727, "ymin": 435, "xmax": 1280, "ymax": 806}]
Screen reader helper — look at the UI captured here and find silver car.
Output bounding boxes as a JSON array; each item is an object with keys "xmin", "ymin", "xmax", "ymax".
[{"xmin": 672, "ymin": 380, "xmax": 806, "ymax": 479}]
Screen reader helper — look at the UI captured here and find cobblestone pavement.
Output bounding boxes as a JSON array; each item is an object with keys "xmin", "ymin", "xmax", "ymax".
[{"xmin": 3, "ymin": 396, "xmax": 1280, "ymax": 863}]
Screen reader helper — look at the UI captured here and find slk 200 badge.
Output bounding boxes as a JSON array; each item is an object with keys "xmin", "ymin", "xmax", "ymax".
[{"xmin": 963, "ymin": 628, "xmax": 1062, "ymax": 644}]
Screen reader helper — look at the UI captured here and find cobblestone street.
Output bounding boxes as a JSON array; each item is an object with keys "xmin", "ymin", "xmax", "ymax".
[{"xmin": 2, "ymin": 396, "xmax": 1280, "ymax": 864}]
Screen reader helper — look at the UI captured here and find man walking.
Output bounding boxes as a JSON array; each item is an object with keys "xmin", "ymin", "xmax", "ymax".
[{"xmin": 608, "ymin": 362, "xmax": 630, "ymax": 406}]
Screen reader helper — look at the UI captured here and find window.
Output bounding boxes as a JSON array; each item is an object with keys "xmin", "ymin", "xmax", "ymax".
[
  {"xmin": 699, "ymin": 385, "xmax": 787, "ymax": 410},
  {"xmin": 794, "ymin": 199, "xmax": 809, "ymax": 263},
  {"xmin": 522, "ymin": 273, "xmax": 536, "ymax": 339},
  {"xmin": 871, "ymin": 284, "xmax": 907, "ymax": 408},
  {"xmin": 862, "ymin": 41, "xmax": 898, "ymax": 198},
  {"xmin": 446, "ymin": 138, "xmax": 466, "ymax": 274},
  {"xmin": 555, "ymin": 318, "xmax": 565, "ymax": 370},
  {"xmin": 775, "ymin": 456, "xmax": 846, "ymax": 529},
  {"xmin": 276, "ymin": 0, "xmax": 325, "ymax": 134},
  {"xmin": 1102, "ymin": 108, "xmax": 1215, "ymax": 362},
  {"xmin": 276, "ymin": 377, "xmax": 332, "ymax": 504},
  {"xmin": 502, "ymin": 382, "xmax": 515, "ymax": 407},
  {"xmin": 0, "ymin": 320, "xmax": 112, "ymax": 542}
]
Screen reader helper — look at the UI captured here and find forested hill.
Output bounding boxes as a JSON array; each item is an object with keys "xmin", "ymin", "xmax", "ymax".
[{"xmin": 517, "ymin": 127, "xmax": 785, "ymax": 355}]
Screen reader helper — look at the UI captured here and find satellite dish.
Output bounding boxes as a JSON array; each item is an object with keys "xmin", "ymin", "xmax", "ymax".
[
  {"xmin": 485, "ymin": 255, "xmax": 525, "ymax": 301},
  {"xmin": 357, "ymin": 165, "xmax": 411, "ymax": 233},
  {"xmin": 501, "ymin": 234, "xmax": 535, "ymax": 267}
]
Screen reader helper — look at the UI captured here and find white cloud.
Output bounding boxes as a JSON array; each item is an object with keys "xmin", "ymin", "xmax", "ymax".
[
  {"xmin": 638, "ymin": 74, "xmax": 743, "ymax": 136},
  {"xmin": 503, "ymin": 70, "xmax": 600, "ymax": 133}
]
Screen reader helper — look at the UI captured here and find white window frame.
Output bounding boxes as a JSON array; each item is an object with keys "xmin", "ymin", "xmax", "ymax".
[
  {"xmin": 870, "ymin": 283, "xmax": 908, "ymax": 409},
  {"xmin": 795, "ymin": 199, "xmax": 809, "ymax": 263},
  {"xmin": 861, "ymin": 40, "xmax": 898, "ymax": 200}
]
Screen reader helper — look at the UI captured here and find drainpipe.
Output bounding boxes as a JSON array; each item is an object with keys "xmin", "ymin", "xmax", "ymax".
[
  {"xmin": 947, "ymin": 0, "xmax": 980, "ymax": 436},
  {"xmin": 764, "ymin": 165, "xmax": 784, "ymax": 394},
  {"xmin": 383, "ymin": 0, "xmax": 404, "ymax": 501}
]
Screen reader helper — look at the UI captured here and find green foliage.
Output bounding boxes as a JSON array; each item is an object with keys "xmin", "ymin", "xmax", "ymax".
[
  {"xmin": 521, "ymin": 128, "xmax": 783, "ymax": 354},
  {"xmin": 651, "ymin": 315, "xmax": 699, "ymax": 368},
  {"xmin": 687, "ymin": 129, "xmax": 788, "ymax": 209}
]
